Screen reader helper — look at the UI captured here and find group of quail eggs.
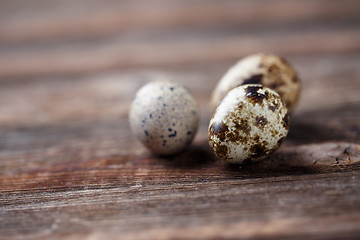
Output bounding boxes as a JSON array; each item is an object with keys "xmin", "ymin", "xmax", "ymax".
[{"xmin": 129, "ymin": 53, "xmax": 301, "ymax": 164}]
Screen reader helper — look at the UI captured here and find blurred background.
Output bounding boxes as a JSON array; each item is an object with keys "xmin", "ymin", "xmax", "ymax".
[{"xmin": 1, "ymin": 0, "xmax": 360, "ymax": 125}]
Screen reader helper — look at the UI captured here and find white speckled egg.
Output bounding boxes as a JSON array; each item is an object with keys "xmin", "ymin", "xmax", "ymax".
[
  {"xmin": 211, "ymin": 53, "xmax": 301, "ymax": 113},
  {"xmin": 209, "ymin": 84, "xmax": 289, "ymax": 164},
  {"xmin": 129, "ymin": 80, "xmax": 199, "ymax": 155}
]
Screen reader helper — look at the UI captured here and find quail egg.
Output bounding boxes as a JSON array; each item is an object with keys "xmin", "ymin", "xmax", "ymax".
[
  {"xmin": 211, "ymin": 53, "xmax": 301, "ymax": 112},
  {"xmin": 209, "ymin": 84, "xmax": 289, "ymax": 163},
  {"xmin": 129, "ymin": 80, "xmax": 199, "ymax": 155}
]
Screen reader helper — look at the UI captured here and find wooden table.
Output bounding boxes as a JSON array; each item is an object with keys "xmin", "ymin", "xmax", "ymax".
[{"xmin": 1, "ymin": 0, "xmax": 360, "ymax": 239}]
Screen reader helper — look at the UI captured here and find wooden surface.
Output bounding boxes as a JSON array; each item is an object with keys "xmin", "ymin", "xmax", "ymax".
[{"xmin": 1, "ymin": 0, "xmax": 360, "ymax": 239}]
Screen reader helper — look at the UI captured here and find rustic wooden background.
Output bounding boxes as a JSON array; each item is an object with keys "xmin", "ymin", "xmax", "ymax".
[{"xmin": 1, "ymin": 0, "xmax": 360, "ymax": 239}]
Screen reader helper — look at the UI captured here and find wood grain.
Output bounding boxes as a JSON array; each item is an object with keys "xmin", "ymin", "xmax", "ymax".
[
  {"xmin": 1, "ymin": 0, "xmax": 359, "ymax": 44},
  {"xmin": 1, "ymin": 0, "xmax": 360, "ymax": 239}
]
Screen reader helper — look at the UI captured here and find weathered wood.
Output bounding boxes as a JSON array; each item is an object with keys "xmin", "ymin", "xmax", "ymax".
[
  {"xmin": 1, "ymin": 0, "xmax": 360, "ymax": 79},
  {"xmin": 1, "ymin": 0, "xmax": 359, "ymax": 44},
  {"xmin": 1, "ymin": 28, "xmax": 360, "ymax": 78},
  {"xmin": 1, "ymin": 0, "xmax": 360, "ymax": 239}
]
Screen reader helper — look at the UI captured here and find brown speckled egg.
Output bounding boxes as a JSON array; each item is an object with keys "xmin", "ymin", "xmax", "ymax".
[
  {"xmin": 209, "ymin": 84, "xmax": 289, "ymax": 164},
  {"xmin": 211, "ymin": 53, "xmax": 301, "ymax": 113},
  {"xmin": 129, "ymin": 80, "xmax": 199, "ymax": 156}
]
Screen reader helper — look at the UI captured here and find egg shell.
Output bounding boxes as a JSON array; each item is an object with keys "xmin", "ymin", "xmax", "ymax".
[
  {"xmin": 211, "ymin": 53, "xmax": 301, "ymax": 113},
  {"xmin": 209, "ymin": 84, "xmax": 289, "ymax": 164},
  {"xmin": 129, "ymin": 80, "xmax": 199, "ymax": 155}
]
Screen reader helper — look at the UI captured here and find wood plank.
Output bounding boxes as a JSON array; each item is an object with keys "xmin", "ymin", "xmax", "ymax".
[
  {"xmin": 1, "ymin": 168, "xmax": 360, "ymax": 239},
  {"xmin": 1, "ymin": 0, "xmax": 359, "ymax": 44},
  {"xmin": 1, "ymin": 28, "xmax": 360, "ymax": 79}
]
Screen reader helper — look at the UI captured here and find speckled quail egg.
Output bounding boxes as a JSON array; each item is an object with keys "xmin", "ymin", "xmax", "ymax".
[
  {"xmin": 211, "ymin": 53, "xmax": 301, "ymax": 113},
  {"xmin": 129, "ymin": 80, "xmax": 199, "ymax": 156},
  {"xmin": 209, "ymin": 84, "xmax": 289, "ymax": 164}
]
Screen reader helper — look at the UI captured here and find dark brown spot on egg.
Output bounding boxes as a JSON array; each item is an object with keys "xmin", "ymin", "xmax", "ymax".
[
  {"xmin": 242, "ymin": 74, "xmax": 263, "ymax": 85},
  {"xmin": 209, "ymin": 122, "xmax": 228, "ymax": 142},
  {"xmin": 268, "ymin": 64, "xmax": 279, "ymax": 74},
  {"xmin": 268, "ymin": 64, "xmax": 280, "ymax": 74},
  {"xmin": 250, "ymin": 144, "xmax": 266, "ymax": 158},
  {"xmin": 245, "ymin": 85, "xmax": 262, "ymax": 94},
  {"xmin": 227, "ymin": 131, "xmax": 244, "ymax": 143},
  {"xmin": 168, "ymin": 131, "xmax": 177, "ymax": 138},
  {"xmin": 214, "ymin": 144, "xmax": 228, "ymax": 159},
  {"xmin": 268, "ymin": 105, "xmax": 276, "ymax": 112},
  {"xmin": 293, "ymin": 75, "xmax": 300, "ymax": 83},
  {"xmin": 283, "ymin": 113, "xmax": 290, "ymax": 129},
  {"xmin": 273, "ymin": 129, "xmax": 279, "ymax": 136},
  {"xmin": 267, "ymin": 65, "xmax": 286, "ymax": 89},
  {"xmin": 269, "ymin": 81, "xmax": 285, "ymax": 89},
  {"xmin": 234, "ymin": 119, "xmax": 251, "ymax": 134},
  {"xmin": 273, "ymin": 101, "xmax": 279, "ymax": 109},
  {"xmin": 245, "ymin": 86, "xmax": 268, "ymax": 105},
  {"xmin": 255, "ymin": 116, "xmax": 268, "ymax": 128}
]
